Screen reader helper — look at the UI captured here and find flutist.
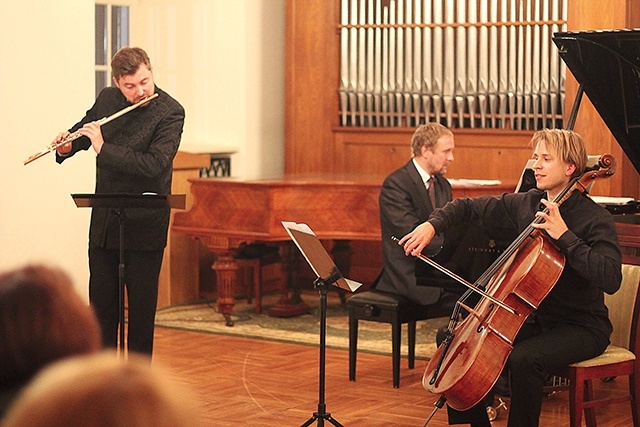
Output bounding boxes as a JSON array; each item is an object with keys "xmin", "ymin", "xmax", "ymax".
[{"xmin": 54, "ymin": 47, "xmax": 185, "ymax": 357}]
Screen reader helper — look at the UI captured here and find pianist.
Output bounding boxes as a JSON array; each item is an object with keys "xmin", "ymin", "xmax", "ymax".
[{"xmin": 372, "ymin": 122, "xmax": 455, "ymax": 305}]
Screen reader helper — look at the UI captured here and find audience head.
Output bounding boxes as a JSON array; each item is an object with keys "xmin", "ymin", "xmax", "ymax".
[
  {"xmin": 0, "ymin": 264, "xmax": 101, "ymax": 389},
  {"xmin": 2, "ymin": 352, "xmax": 201, "ymax": 427}
]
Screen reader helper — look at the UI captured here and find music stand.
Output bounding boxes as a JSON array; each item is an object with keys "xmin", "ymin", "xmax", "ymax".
[
  {"xmin": 72, "ymin": 193, "xmax": 186, "ymax": 353},
  {"xmin": 282, "ymin": 221, "xmax": 362, "ymax": 427}
]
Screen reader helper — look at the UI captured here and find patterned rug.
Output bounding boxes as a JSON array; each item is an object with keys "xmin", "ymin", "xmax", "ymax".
[{"xmin": 155, "ymin": 290, "xmax": 447, "ymax": 359}]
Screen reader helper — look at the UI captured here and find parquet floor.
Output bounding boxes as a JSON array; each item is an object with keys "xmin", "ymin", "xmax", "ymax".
[{"xmin": 152, "ymin": 326, "xmax": 633, "ymax": 426}]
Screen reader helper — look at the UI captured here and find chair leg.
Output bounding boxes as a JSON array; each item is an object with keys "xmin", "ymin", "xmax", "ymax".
[
  {"xmin": 392, "ymin": 315, "xmax": 401, "ymax": 388},
  {"xmin": 244, "ymin": 267, "xmax": 253, "ymax": 303},
  {"xmin": 569, "ymin": 369, "xmax": 585, "ymax": 427},
  {"xmin": 252, "ymin": 263, "xmax": 261, "ymax": 314},
  {"xmin": 584, "ymin": 380, "xmax": 597, "ymax": 427},
  {"xmin": 407, "ymin": 321, "xmax": 416, "ymax": 370},
  {"xmin": 349, "ymin": 314, "xmax": 358, "ymax": 382},
  {"xmin": 632, "ymin": 372, "xmax": 640, "ymax": 427}
]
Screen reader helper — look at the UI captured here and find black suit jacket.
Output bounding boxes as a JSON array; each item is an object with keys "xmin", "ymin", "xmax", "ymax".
[
  {"xmin": 56, "ymin": 86, "xmax": 185, "ymax": 250},
  {"xmin": 372, "ymin": 160, "xmax": 452, "ymax": 305}
]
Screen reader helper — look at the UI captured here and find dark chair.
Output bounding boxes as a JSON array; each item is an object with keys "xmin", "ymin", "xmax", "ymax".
[{"xmin": 347, "ymin": 290, "xmax": 455, "ymax": 388}]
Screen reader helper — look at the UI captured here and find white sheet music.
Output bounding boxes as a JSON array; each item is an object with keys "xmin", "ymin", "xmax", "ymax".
[
  {"xmin": 590, "ymin": 196, "xmax": 635, "ymax": 205},
  {"xmin": 448, "ymin": 178, "xmax": 502, "ymax": 186},
  {"xmin": 282, "ymin": 221, "xmax": 362, "ymax": 292}
]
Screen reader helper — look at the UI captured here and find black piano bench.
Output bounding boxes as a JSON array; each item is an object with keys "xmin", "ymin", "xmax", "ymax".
[{"xmin": 347, "ymin": 290, "xmax": 440, "ymax": 388}]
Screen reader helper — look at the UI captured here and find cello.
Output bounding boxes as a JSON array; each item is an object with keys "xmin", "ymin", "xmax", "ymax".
[{"xmin": 411, "ymin": 154, "xmax": 616, "ymax": 418}]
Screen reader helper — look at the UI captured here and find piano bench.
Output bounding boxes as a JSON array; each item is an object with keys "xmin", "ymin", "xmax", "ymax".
[{"xmin": 347, "ymin": 290, "xmax": 447, "ymax": 388}]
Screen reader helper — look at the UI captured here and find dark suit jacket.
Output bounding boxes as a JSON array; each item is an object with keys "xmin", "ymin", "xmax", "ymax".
[
  {"xmin": 372, "ymin": 160, "xmax": 452, "ymax": 305},
  {"xmin": 56, "ymin": 86, "xmax": 185, "ymax": 250}
]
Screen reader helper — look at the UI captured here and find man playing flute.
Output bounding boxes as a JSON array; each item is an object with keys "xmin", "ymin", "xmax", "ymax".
[{"xmin": 53, "ymin": 47, "xmax": 185, "ymax": 357}]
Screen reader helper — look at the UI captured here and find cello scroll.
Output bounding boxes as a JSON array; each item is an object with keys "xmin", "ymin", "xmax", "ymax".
[{"xmin": 572, "ymin": 154, "xmax": 616, "ymax": 196}]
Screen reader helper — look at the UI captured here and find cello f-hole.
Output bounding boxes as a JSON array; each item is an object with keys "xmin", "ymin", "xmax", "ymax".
[{"xmin": 477, "ymin": 304, "xmax": 495, "ymax": 333}]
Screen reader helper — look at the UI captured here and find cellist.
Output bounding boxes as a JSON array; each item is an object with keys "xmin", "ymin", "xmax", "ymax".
[{"xmin": 401, "ymin": 129, "xmax": 622, "ymax": 427}]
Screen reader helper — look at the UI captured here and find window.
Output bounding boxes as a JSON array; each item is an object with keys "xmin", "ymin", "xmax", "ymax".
[
  {"xmin": 339, "ymin": 0, "xmax": 567, "ymax": 130},
  {"xmin": 95, "ymin": 3, "xmax": 130, "ymax": 97}
]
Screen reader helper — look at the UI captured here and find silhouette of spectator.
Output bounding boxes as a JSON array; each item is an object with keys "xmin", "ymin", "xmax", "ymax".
[
  {"xmin": 2, "ymin": 351, "xmax": 201, "ymax": 427},
  {"xmin": 0, "ymin": 264, "xmax": 101, "ymax": 417}
]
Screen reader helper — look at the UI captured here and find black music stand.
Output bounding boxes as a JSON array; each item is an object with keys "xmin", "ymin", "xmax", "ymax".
[
  {"xmin": 282, "ymin": 221, "xmax": 362, "ymax": 427},
  {"xmin": 72, "ymin": 193, "xmax": 186, "ymax": 353}
]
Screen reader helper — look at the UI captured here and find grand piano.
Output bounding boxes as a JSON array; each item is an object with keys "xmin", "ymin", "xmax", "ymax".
[
  {"xmin": 171, "ymin": 175, "xmax": 514, "ymax": 325},
  {"xmin": 552, "ymin": 29, "xmax": 640, "ymax": 265}
]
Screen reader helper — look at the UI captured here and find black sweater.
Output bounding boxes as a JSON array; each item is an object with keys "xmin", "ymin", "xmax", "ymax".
[
  {"xmin": 428, "ymin": 189, "xmax": 622, "ymax": 343},
  {"xmin": 56, "ymin": 86, "xmax": 185, "ymax": 250}
]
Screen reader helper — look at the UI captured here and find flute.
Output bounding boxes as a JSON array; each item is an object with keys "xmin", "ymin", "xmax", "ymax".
[{"xmin": 23, "ymin": 93, "xmax": 159, "ymax": 166}]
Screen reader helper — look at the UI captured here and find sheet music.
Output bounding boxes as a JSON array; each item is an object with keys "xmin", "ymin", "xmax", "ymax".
[
  {"xmin": 282, "ymin": 221, "xmax": 362, "ymax": 292},
  {"xmin": 590, "ymin": 196, "xmax": 636, "ymax": 205},
  {"xmin": 448, "ymin": 178, "xmax": 502, "ymax": 186}
]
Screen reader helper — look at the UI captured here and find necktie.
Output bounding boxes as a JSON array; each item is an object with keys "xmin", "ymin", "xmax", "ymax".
[{"xmin": 427, "ymin": 176, "xmax": 437, "ymax": 208}]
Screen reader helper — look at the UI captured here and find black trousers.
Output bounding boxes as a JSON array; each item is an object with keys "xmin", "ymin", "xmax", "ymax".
[
  {"xmin": 89, "ymin": 242, "xmax": 164, "ymax": 356},
  {"xmin": 441, "ymin": 318, "xmax": 608, "ymax": 427}
]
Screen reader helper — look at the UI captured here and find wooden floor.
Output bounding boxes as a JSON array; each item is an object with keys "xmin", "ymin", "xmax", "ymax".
[{"xmin": 152, "ymin": 326, "xmax": 633, "ymax": 427}]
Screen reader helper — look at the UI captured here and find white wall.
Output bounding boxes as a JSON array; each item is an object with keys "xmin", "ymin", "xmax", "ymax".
[
  {"xmin": 131, "ymin": 0, "xmax": 286, "ymax": 179},
  {"xmin": 0, "ymin": 0, "xmax": 95, "ymax": 297},
  {"xmin": 0, "ymin": 0, "xmax": 286, "ymax": 296}
]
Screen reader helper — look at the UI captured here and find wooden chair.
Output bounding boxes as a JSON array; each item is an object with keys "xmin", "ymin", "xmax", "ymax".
[{"xmin": 554, "ymin": 263, "xmax": 640, "ymax": 427}]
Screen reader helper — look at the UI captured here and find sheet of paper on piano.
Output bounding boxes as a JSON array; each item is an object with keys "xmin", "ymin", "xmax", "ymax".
[
  {"xmin": 282, "ymin": 221, "xmax": 363, "ymax": 292},
  {"xmin": 590, "ymin": 196, "xmax": 636, "ymax": 205},
  {"xmin": 448, "ymin": 178, "xmax": 503, "ymax": 186}
]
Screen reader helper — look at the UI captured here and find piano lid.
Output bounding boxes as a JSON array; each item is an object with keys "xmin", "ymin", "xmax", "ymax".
[{"xmin": 553, "ymin": 29, "xmax": 640, "ymax": 174}]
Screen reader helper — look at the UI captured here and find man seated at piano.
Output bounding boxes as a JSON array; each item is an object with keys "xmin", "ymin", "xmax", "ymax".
[
  {"xmin": 400, "ymin": 129, "xmax": 622, "ymax": 427},
  {"xmin": 371, "ymin": 122, "xmax": 456, "ymax": 305}
]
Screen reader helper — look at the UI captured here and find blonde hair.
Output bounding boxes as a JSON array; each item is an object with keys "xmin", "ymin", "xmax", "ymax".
[
  {"xmin": 411, "ymin": 122, "xmax": 453, "ymax": 157},
  {"xmin": 530, "ymin": 129, "xmax": 588, "ymax": 178},
  {"xmin": 2, "ymin": 352, "xmax": 201, "ymax": 427}
]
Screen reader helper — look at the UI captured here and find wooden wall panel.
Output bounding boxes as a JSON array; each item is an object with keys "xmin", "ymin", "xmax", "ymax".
[
  {"xmin": 630, "ymin": 1, "xmax": 640, "ymax": 27},
  {"xmin": 285, "ymin": 0, "xmax": 340, "ymax": 174},
  {"xmin": 335, "ymin": 128, "xmax": 534, "ymax": 181}
]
